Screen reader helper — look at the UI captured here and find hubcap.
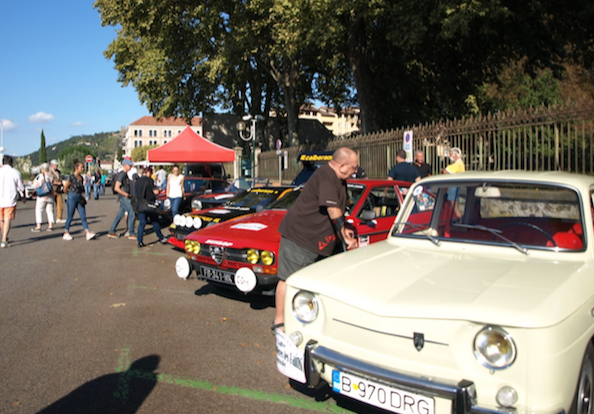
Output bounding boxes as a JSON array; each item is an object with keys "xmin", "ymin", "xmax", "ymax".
[{"xmin": 578, "ymin": 354, "xmax": 594, "ymax": 414}]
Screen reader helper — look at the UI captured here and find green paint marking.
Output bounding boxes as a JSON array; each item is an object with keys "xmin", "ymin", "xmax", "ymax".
[
  {"xmin": 133, "ymin": 248, "xmax": 172, "ymax": 258},
  {"xmin": 129, "ymin": 284, "xmax": 159, "ymax": 290},
  {"xmin": 116, "ymin": 348, "xmax": 345, "ymax": 413}
]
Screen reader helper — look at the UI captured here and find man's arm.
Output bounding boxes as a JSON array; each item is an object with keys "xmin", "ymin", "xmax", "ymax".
[
  {"xmin": 114, "ymin": 180, "xmax": 130, "ymax": 198},
  {"xmin": 328, "ymin": 206, "xmax": 357, "ymax": 250}
]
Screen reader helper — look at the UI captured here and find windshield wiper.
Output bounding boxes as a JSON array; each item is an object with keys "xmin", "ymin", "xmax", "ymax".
[
  {"xmin": 394, "ymin": 221, "xmax": 440, "ymax": 246},
  {"xmin": 451, "ymin": 223, "xmax": 528, "ymax": 255}
]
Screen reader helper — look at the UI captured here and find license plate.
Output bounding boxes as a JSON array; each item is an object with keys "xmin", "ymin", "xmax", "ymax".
[
  {"xmin": 199, "ymin": 266, "xmax": 234, "ymax": 285},
  {"xmin": 332, "ymin": 370, "xmax": 434, "ymax": 414}
]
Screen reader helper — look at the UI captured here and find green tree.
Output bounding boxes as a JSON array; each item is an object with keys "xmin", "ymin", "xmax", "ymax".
[
  {"xmin": 131, "ymin": 144, "xmax": 158, "ymax": 163},
  {"xmin": 59, "ymin": 146, "xmax": 96, "ymax": 174},
  {"xmin": 39, "ymin": 130, "xmax": 47, "ymax": 165}
]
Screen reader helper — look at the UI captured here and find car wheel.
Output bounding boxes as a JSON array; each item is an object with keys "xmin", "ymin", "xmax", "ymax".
[{"xmin": 571, "ymin": 342, "xmax": 594, "ymax": 414}]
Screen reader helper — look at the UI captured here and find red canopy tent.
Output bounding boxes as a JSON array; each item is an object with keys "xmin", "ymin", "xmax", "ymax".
[{"xmin": 147, "ymin": 126, "xmax": 235, "ymax": 163}]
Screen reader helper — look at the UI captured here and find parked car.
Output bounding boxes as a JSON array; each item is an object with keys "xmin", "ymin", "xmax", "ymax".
[
  {"xmin": 190, "ymin": 177, "xmax": 270, "ymax": 211},
  {"xmin": 168, "ymin": 185, "xmax": 294, "ymax": 249},
  {"xmin": 176, "ymin": 179, "xmax": 411, "ymax": 295},
  {"xmin": 278, "ymin": 171, "xmax": 594, "ymax": 414},
  {"xmin": 156, "ymin": 176, "xmax": 229, "ymax": 224}
]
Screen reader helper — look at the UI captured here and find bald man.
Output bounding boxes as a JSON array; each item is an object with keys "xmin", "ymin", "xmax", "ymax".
[{"xmin": 272, "ymin": 147, "xmax": 358, "ymax": 332}]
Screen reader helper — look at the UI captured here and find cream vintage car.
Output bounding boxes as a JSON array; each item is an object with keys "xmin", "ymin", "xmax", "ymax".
[{"xmin": 277, "ymin": 171, "xmax": 594, "ymax": 414}]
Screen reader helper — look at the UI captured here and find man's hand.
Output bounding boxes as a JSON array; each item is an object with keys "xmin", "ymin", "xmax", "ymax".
[{"xmin": 343, "ymin": 227, "xmax": 357, "ymax": 250}]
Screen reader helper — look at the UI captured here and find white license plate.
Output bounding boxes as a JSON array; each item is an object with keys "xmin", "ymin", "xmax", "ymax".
[
  {"xmin": 200, "ymin": 266, "xmax": 234, "ymax": 285},
  {"xmin": 332, "ymin": 370, "xmax": 434, "ymax": 414}
]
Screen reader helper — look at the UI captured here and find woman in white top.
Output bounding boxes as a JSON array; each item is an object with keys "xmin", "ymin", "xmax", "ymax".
[
  {"xmin": 32, "ymin": 163, "xmax": 55, "ymax": 232},
  {"xmin": 166, "ymin": 165, "xmax": 185, "ymax": 218}
]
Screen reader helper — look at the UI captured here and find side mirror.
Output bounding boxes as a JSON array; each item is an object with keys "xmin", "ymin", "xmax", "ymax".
[{"xmin": 360, "ymin": 210, "xmax": 376, "ymax": 221}]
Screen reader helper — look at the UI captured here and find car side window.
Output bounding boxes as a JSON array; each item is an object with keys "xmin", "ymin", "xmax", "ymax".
[{"xmin": 358, "ymin": 186, "xmax": 401, "ymax": 218}]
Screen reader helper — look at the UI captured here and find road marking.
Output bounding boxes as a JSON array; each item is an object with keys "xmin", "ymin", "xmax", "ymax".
[
  {"xmin": 133, "ymin": 249, "xmax": 173, "ymax": 257},
  {"xmin": 115, "ymin": 348, "xmax": 345, "ymax": 413}
]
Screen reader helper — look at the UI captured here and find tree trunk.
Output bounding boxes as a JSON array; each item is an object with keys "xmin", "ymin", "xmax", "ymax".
[{"xmin": 347, "ymin": 13, "xmax": 379, "ymax": 134}]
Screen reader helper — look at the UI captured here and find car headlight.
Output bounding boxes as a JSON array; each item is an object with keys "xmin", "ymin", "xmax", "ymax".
[
  {"xmin": 474, "ymin": 326, "xmax": 516, "ymax": 370},
  {"xmin": 261, "ymin": 250, "xmax": 274, "ymax": 265},
  {"xmin": 246, "ymin": 249, "xmax": 259, "ymax": 264},
  {"xmin": 292, "ymin": 291, "xmax": 318, "ymax": 323},
  {"xmin": 193, "ymin": 217, "xmax": 202, "ymax": 229},
  {"xmin": 173, "ymin": 214, "xmax": 182, "ymax": 226},
  {"xmin": 164, "ymin": 199, "xmax": 171, "ymax": 210},
  {"xmin": 184, "ymin": 240, "xmax": 200, "ymax": 255},
  {"xmin": 192, "ymin": 199, "xmax": 203, "ymax": 210}
]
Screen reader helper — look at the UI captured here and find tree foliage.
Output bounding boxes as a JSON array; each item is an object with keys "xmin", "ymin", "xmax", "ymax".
[
  {"xmin": 95, "ymin": 0, "xmax": 594, "ymax": 140},
  {"xmin": 39, "ymin": 130, "xmax": 47, "ymax": 165},
  {"xmin": 131, "ymin": 144, "xmax": 158, "ymax": 162},
  {"xmin": 59, "ymin": 146, "xmax": 96, "ymax": 174}
]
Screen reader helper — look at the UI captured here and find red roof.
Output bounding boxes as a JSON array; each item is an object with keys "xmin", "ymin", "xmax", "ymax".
[
  {"xmin": 130, "ymin": 116, "xmax": 202, "ymax": 127},
  {"xmin": 147, "ymin": 126, "xmax": 235, "ymax": 163}
]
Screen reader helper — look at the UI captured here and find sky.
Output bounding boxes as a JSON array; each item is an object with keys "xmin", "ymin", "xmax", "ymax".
[{"xmin": 0, "ymin": 0, "xmax": 150, "ymax": 157}]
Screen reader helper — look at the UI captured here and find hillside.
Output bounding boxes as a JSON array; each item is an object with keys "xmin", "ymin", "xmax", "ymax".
[{"xmin": 21, "ymin": 131, "xmax": 124, "ymax": 165}]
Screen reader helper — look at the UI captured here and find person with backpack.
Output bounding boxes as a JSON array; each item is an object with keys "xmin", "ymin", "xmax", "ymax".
[{"xmin": 107, "ymin": 159, "xmax": 136, "ymax": 240}]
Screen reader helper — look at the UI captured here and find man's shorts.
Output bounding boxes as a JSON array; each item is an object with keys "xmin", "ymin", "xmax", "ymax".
[
  {"xmin": 0, "ymin": 206, "xmax": 16, "ymax": 220},
  {"xmin": 277, "ymin": 237, "xmax": 320, "ymax": 281}
]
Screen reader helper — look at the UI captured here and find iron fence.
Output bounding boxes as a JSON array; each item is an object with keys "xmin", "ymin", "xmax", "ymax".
[{"xmin": 257, "ymin": 102, "xmax": 594, "ymax": 181}]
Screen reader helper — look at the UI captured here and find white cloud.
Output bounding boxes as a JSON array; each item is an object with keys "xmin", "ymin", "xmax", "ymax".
[
  {"xmin": 71, "ymin": 121, "xmax": 84, "ymax": 127},
  {"xmin": 0, "ymin": 119, "xmax": 17, "ymax": 131},
  {"xmin": 28, "ymin": 112, "xmax": 55, "ymax": 124}
]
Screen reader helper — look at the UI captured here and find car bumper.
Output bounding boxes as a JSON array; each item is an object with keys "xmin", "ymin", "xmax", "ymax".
[
  {"xmin": 303, "ymin": 343, "xmax": 565, "ymax": 414},
  {"xmin": 168, "ymin": 237, "xmax": 185, "ymax": 250}
]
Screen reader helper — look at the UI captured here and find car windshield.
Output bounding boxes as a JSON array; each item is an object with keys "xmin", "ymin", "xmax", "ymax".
[
  {"xmin": 226, "ymin": 188, "xmax": 285, "ymax": 208},
  {"xmin": 267, "ymin": 188, "xmax": 302, "ymax": 209},
  {"xmin": 346, "ymin": 183, "xmax": 367, "ymax": 215},
  {"xmin": 393, "ymin": 181, "xmax": 586, "ymax": 252},
  {"xmin": 227, "ymin": 177, "xmax": 269, "ymax": 193}
]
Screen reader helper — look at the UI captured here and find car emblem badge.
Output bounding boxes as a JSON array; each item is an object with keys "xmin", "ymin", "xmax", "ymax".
[
  {"xmin": 210, "ymin": 246, "xmax": 225, "ymax": 265},
  {"xmin": 413, "ymin": 332, "xmax": 425, "ymax": 351}
]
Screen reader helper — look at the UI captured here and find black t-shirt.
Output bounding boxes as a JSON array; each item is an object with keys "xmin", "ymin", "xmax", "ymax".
[
  {"xmin": 279, "ymin": 164, "xmax": 348, "ymax": 256},
  {"xmin": 116, "ymin": 171, "xmax": 131, "ymax": 194},
  {"xmin": 135, "ymin": 176, "xmax": 157, "ymax": 203},
  {"xmin": 414, "ymin": 162, "xmax": 432, "ymax": 178},
  {"xmin": 388, "ymin": 162, "xmax": 420, "ymax": 183}
]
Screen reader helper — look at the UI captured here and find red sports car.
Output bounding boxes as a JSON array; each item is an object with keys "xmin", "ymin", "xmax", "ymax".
[{"xmin": 175, "ymin": 179, "xmax": 411, "ymax": 295}]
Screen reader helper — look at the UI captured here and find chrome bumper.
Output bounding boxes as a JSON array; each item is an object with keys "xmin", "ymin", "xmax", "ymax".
[{"xmin": 304, "ymin": 342, "xmax": 565, "ymax": 414}]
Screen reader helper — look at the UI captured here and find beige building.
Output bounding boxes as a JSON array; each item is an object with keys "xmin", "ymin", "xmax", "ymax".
[
  {"xmin": 298, "ymin": 105, "xmax": 360, "ymax": 136},
  {"xmin": 124, "ymin": 116, "xmax": 203, "ymax": 157}
]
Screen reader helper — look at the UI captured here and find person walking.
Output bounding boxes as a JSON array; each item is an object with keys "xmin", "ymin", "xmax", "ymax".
[
  {"xmin": 155, "ymin": 166, "xmax": 167, "ymax": 190},
  {"xmin": 107, "ymin": 159, "xmax": 136, "ymax": 240},
  {"xmin": 63, "ymin": 160, "xmax": 96, "ymax": 241},
  {"xmin": 273, "ymin": 148, "xmax": 358, "ymax": 333},
  {"xmin": 100, "ymin": 172, "xmax": 106, "ymax": 195},
  {"xmin": 93, "ymin": 168, "xmax": 102, "ymax": 200},
  {"xmin": 0, "ymin": 155, "xmax": 25, "ymax": 248},
  {"xmin": 49, "ymin": 160, "xmax": 66, "ymax": 223},
  {"xmin": 84, "ymin": 171, "xmax": 92, "ymax": 201},
  {"xmin": 135, "ymin": 167, "xmax": 168, "ymax": 248},
  {"xmin": 166, "ymin": 165, "xmax": 184, "ymax": 218},
  {"xmin": 31, "ymin": 163, "xmax": 55, "ymax": 232}
]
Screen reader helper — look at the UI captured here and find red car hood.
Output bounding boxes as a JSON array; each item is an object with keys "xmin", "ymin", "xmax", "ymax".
[{"xmin": 186, "ymin": 209, "xmax": 287, "ymax": 251}]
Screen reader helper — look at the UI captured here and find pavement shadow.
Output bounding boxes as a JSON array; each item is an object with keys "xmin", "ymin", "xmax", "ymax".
[
  {"xmin": 35, "ymin": 355, "xmax": 160, "ymax": 414},
  {"xmin": 194, "ymin": 283, "xmax": 275, "ymax": 310}
]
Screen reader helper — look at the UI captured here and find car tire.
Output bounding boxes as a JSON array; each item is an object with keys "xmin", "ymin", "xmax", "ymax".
[{"xmin": 570, "ymin": 342, "xmax": 594, "ymax": 414}]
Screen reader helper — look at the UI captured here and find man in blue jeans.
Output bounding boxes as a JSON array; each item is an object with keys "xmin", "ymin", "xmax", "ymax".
[{"xmin": 107, "ymin": 159, "xmax": 136, "ymax": 239}]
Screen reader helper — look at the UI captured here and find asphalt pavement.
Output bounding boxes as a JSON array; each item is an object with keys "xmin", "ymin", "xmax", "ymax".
[{"xmin": 0, "ymin": 193, "xmax": 370, "ymax": 414}]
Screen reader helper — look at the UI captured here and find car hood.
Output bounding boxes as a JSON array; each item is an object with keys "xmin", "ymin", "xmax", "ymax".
[
  {"xmin": 288, "ymin": 241, "xmax": 593, "ymax": 328},
  {"xmin": 193, "ymin": 206, "xmax": 254, "ymax": 221},
  {"xmin": 187, "ymin": 210, "xmax": 287, "ymax": 249}
]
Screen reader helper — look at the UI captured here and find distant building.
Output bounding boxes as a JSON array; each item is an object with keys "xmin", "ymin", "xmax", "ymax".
[
  {"xmin": 123, "ymin": 116, "xmax": 203, "ymax": 157},
  {"xmin": 298, "ymin": 105, "xmax": 360, "ymax": 136}
]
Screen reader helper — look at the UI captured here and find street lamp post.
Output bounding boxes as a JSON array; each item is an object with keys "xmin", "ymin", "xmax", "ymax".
[{"xmin": 236, "ymin": 115, "xmax": 265, "ymax": 179}]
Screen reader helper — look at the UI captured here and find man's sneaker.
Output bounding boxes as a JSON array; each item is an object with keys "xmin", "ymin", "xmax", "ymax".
[
  {"xmin": 120, "ymin": 231, "xmax": 130, "ymax": 237},
  {"xmin": 159, "ymin": 237, "xmax": 169, "ymax": 244},
  {"xmin": 56, "ymin": 219, "xmax": 66, "ymax": 223},
  {"xmin": 128, "ymin": 235, "xmax": 137, "ymax": 240},
  {"xmin": 63, "ymin": 233, "xmax": 73, "ymax": 241},
  {"xmin": 86, "ymin": 232, "xmax": 97, "ymax": 241},
  {"xmin": 107, "ymin": 233, "xmax": 119, "ymax": 239},
  {"xmin": 31, "ymin": 228, "xmax": 41, "ymax": 232}
]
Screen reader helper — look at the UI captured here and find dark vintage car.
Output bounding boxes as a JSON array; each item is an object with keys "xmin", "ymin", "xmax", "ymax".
[
  {"xmin": 175, "ymin": 179, "xmax": 411, "ymax": 295},
  {"xmin": 190, "ymin": 177, "xmax": 270, "ymax": 211},
  {"xmin": 156, "ymin": 176, "xmax": 229, "ymax": 224},
  {"xmin": 167, "ymin": 185, "xmax": 295, "ymax": 249}
]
